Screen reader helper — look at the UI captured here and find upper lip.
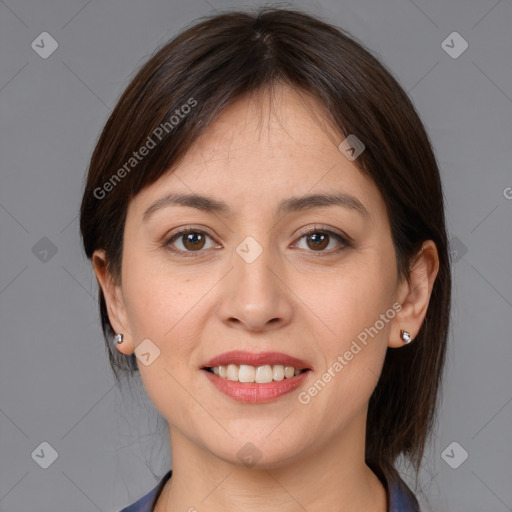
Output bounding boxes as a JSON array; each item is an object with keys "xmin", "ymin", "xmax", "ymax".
[{"xmin": 201, "ymin": 350, "xmax": 312, "ymax": 370}]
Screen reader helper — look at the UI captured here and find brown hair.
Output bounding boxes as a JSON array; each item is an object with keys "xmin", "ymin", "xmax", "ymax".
[{"xmin": 80, "ymin": 5, "xmax": 451, "ymax": 485}]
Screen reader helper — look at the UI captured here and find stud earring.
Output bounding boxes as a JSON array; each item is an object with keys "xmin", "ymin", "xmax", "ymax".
[
  {"xmin": 400, "ymin": 329, "xmax": 412, "ymax": 344},
  {"xmin": 114, "ymin": 333, "xmax": 124, "ymax": 344}
]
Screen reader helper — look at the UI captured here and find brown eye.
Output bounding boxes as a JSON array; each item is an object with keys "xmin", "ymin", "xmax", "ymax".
[
  {"xmin": 165, "ymin": 229, "xmax": 217, "ymax": 256},
  {"xmin": 305, "ymin": 232, "xmax": 330, "ymax": 251},
  {"xmin": 181, "ymin": 231, "xmax": 206, "ymax": 251},
  {"xmin": 294, "ymin": 227, "xmax": 350, "ymax": 254}
]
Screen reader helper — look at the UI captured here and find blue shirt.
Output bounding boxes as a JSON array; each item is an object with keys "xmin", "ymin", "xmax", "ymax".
[{"xmin": 119, "ymin": 466, "xmax": 421, "ymax": 511}]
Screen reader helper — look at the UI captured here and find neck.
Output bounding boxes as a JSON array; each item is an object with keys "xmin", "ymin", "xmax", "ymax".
[{"xmin": 155, "ymin": 409, "xmax": 387, "ymax": 512}]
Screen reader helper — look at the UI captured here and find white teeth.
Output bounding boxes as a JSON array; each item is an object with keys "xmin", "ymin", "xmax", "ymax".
[
  {"xmin": 273, "ymin": 365, "xmax": 285, "ymax": 381},
  {"xmin": 238, "ymin": 364, "xmax": 256, "ymax": 382},
  {"xmin": 284, "ymin": 366, "xmax": 295, "ymax": 379},
  {"xmin": 227, "ymin": 364, "xmax": 238, "ymax": 381},
  {"xmin": 208, "ymin": 364, "xmax": 306, "ymax": 383},
  {"xmin": 255, "ymin": 365, "xmax": 273, "ymax": 383}
]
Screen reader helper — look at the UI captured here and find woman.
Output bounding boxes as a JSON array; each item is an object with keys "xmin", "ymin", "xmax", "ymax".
[{"xmin": 80, "ymin": 6, "xmax": 451, "ymax": 511}]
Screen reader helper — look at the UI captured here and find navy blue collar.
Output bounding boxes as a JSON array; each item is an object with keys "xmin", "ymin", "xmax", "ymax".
[{"xmin": 120, "ymin": 466, "xmax": 420, "ymax": 511}]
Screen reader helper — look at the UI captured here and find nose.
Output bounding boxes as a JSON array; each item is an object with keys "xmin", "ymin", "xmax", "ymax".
[{"xmin": 216, "ymin": 239, "xmax": 294, "ymax": 332}]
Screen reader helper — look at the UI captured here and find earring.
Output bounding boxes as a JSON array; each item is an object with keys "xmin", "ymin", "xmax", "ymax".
[
  {"xmin": 114, "ymin": 333, "xmax": 124, "ymax": 344},
  {"xmin": 400, "ymin": 329, "xmax": 412, "ymax": 344}
]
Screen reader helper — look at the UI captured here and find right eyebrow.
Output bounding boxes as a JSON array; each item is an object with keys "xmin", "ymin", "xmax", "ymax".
[{"xmin": 143, "ymin": 193, "xmax": 231, "ymax": 222}]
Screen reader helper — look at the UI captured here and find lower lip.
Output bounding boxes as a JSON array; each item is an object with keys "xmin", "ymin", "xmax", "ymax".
[{"xmin": 201, "ymin": 369, "xmax": 312, "ymax": 403}]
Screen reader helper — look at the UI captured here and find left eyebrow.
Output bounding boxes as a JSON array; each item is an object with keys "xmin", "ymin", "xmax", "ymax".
[
  {"xmin": 142, "ymin": 191, "xmax": 369, "ymax": 222},
  {"xmin": 277, "ymin": 192, "xmax": 369, "ymax": 217}
]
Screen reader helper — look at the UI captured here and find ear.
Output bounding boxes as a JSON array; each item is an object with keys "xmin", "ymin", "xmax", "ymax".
[
  {"xmin": 92, "ymin": 249, "xmax": 135, "ymax": 355},
  {"xmin": 389, "ymin": 240, "xmax": 440, "ymax": 348}
]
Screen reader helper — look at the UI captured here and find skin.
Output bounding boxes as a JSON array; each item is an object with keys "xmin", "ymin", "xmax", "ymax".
[{"xmin": 93, "ymin": 84, "xmax": 439, "ymax": 511}]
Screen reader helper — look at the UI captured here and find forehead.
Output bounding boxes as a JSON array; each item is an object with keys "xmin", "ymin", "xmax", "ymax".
[
  {"xmin": 129, "ymin": 84, "xmax": 384, "ymax": 222},
  {"xmin": 188, "ymin": 85, "xmax": 350, "ymax": 169}
]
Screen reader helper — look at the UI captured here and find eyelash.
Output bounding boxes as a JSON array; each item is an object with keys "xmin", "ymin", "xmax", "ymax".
[{"xmin": 163, "ymin": 225, "xmax": 352, "ymax": 258}]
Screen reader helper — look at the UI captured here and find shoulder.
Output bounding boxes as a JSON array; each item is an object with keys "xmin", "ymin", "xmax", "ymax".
[
  {"xmin": 119, "ymin": 470, "xmax": 173, "ymax": 512},
  {"xmin": 386, "ymin": 471, "xmax": 421, "ymax": 512},
  {"xmin": 368, "ymin": 460, "xmax": 422, "ymax": 512}
]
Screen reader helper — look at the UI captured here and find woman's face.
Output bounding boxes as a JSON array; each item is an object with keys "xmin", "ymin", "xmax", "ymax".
[{"xmin": 105, "ymin": 85, "xmax": 407, "ymax": 467}]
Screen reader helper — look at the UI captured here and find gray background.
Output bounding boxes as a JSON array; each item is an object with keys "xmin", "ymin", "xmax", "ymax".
[{"xmin": 1, "ymin": 0, "xmax": 511, "ymax": 510}]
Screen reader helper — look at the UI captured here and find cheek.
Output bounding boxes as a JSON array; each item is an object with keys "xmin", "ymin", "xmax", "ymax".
[
  {"xmin": 120, "ymin": 258, "xmax": 205, "ymax": 417},
  {"xmin": 303, "ymin": 256, "xmax": 395, "ymax": 347},
  {"xmin": 299, "ymin": 254, "xmax": 394, "ymax": 408},
  {"xmin": 121, "ymin": 249, "xmax": 202, "ymax": 340}
]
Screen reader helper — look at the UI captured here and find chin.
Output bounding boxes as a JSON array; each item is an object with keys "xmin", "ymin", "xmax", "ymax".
[{"xmin": 207, "ymin": 437, "xmax": 306, "ymax": 470}]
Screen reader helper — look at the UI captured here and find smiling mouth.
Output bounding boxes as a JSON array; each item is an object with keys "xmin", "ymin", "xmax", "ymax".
[{"xmin": 203, "ymin": 364, "xmax": 310, "ymax": 384}]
